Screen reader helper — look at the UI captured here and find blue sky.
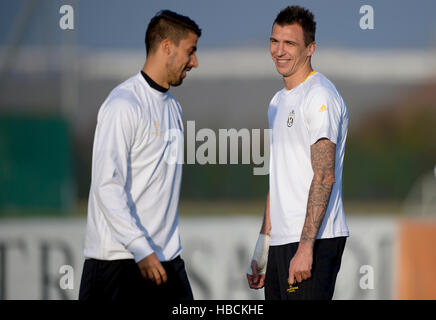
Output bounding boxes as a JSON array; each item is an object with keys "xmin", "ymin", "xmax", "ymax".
[{"xmin": 1, "ymin": 0, "xmax": 436, "ymax": 50}]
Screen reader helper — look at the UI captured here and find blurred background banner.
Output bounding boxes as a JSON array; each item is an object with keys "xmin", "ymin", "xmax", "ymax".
[
  {"xmin": 3, "ymin": 216, "xmax": 436, "ymax": 300},
  {"xmin": 0, "ymin": 0, "xmax": 436, "ymax": 299},
  {"xmin": 0, "ymin": 216, "xmax": 398, "ymax": 300}
]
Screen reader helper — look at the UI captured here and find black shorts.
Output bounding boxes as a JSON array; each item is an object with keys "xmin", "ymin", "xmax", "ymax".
[
  {"xmin": 264, "ymin": 236, "xmax": 347, "ymax": 300},
  {"xmin": 78, "ymin": 255, "xmax": 193, "ymax": 301}
]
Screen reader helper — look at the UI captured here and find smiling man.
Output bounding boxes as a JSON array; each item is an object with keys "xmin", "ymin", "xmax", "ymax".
[
  {"xmin": 247, "ymin": 6, "xmax": 349, "ymax": 300},
  {"xmin": 79, "ymin": 10, "xmax": 200, "ymax": 300}
]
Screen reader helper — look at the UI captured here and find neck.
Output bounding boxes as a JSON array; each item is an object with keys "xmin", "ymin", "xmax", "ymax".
[
  {"xmin": 142, "ymin": 57, "xmax": 170, "ymax": 90},
  {"xmin": 283, "ymin": 63, "xmax": 313, "ymax": 91}
]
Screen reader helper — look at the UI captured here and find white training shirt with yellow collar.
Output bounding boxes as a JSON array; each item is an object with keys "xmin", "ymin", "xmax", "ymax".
[
  {"xmin": 84, "ymin": 71, "xmax": 184, "ymax": 263},
  {"xmin": 268, "ymin": 71, "xmax": 350, "ymax": 246}
]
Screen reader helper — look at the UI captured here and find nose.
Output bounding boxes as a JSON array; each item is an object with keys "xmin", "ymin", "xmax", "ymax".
[
  {"xmin": 276, "ymin": 42, "xmax": 285, "ymax": 57},
  {"xmin": 189, "ymin": 53, "xmax": 199, "ymax": 68}
]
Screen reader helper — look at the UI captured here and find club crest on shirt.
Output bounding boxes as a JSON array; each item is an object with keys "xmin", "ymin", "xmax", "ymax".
[{"xmin": 287, "ymin": 110, "xmax": 295, "ymax": 127}]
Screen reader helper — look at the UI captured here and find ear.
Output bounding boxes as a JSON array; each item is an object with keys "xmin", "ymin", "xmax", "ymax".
[
  {"xmin": 160, "ymin": 39, "xmax": 173, "ymax": 56},
  {"xmin": 307, "ymin": 41, "xmax": 316, "ymax": 57}
]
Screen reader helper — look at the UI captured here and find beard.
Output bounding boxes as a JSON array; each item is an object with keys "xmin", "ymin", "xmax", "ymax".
[
  {"xmin": 167, "ymin": 52, "xmax": 186, "ymax": 87},
  {"xmin": 168, "ymin": 66, "xmax": 189, "ymax": 87},
  {"xmin": 170, "ymin": 76, "xmax": 184, "ymax": 87}
]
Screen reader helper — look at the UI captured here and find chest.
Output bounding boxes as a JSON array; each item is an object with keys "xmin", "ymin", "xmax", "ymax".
[
  {"xmin": 135, "ymin": 98, "xmax": 184, "ymax": 156},
  {"xmin": 268, "ymin": 93, "xmax": 308, "ymax": 140}
]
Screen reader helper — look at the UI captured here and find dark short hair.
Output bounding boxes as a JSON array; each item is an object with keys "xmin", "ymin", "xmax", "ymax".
[
  {"xmin": 273, "ymin": 6, "xmax": 316, "ymax": 46},
  {"xmin": 145, "ymin": 10, "xmax": 201, "ymax": 55}
]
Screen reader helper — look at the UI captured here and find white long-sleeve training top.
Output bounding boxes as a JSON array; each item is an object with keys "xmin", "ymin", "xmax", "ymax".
[{"xmin": 83, "ymin": 71, "xmax": 184, "ymax": 263}]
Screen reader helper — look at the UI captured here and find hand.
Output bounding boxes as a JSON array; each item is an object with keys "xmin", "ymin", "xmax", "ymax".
[
  {"xmin": 247, "ymin": 260, "xmax": 266, "ymax": 289},
  {"xmin": 288, "ymin": 247, "xmax": 313, "ymax": 285},
  {"xmin": 137, "ymin": 253, "xmax": 167, "ymax": 286}
]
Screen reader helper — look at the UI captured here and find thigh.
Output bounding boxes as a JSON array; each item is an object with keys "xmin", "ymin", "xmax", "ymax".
[
  {"xmin": 78, "ymin": 259, "xmax": 99, "ymax": 300},
  {"xmin": 161, "ymin": 256, "xmax": 194, "ymax": 301},
  {"xmin": 114, "ymin": 257, "xmax": 193, "ymax": 301},
  {"xmin": 100, "ymin": 259, "xmax": 145, "ymax": 300},
  {"xmin": 264, "ymin": 245, "xmax": 280, "ymax": 300},
  {"xmin": 310, "ymin": 237, "xmax": 347, "ymax": 299},
  {"xmin": 79, "ymin": 258, "xmax": 144, "ymax": 300},
  {"xmin": 287, "ymin": 237, "xmax": 347, "ymax": 300},
  {"xmin": 79, "ymin": 256, "xmax": 194, "ymax": 301},
  {"xmin": 265, "ymin": 243, "xmax": 299, "ymax": 300}
]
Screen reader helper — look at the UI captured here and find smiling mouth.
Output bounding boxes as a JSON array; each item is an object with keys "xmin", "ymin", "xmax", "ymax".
[
  {"xmin": 181, "ymin": 69, "xmax": 190, "ymax": 79},
  {"xmin": 275, "ymin": 58, "xmax": 291, "ymax": 65}
]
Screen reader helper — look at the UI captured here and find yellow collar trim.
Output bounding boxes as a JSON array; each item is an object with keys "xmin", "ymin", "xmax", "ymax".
[{"xmin": 302, "ymin": 70, "xmax": 316, "ymax": 83}]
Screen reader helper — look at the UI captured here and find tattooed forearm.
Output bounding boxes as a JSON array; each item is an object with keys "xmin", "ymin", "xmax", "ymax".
[{"xmin": 300, "ymin": 138, "xmax": 336, "ymax": 249}]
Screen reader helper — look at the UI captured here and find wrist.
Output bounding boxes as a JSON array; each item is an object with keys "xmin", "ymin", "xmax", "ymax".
[
  {"xmin": 297, "ymin": 239, "xmax": 314, "ymax": 253},
  {"xmin": 127, "ymin": 237, "xmax": 154, "ymax": 263},
  {"xmin": 248, "ymin": 233, "xmax": 270, "ymax": 275}
]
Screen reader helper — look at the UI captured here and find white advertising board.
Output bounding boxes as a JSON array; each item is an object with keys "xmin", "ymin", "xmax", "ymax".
[{"xmin": 0, "ymin": 215, "xmax": 397, "ymax": 300}]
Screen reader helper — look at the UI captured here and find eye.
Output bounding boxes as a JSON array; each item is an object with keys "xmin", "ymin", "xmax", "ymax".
[{"xmin": 189, "ymin": 47, "xmax": 197, "ymax": 55}]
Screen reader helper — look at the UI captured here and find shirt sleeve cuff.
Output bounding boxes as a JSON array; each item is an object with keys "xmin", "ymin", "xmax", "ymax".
[
  {"xmin": 310, "ymin": 132, "xmax": 337, "ymax": 146},
  {"xmin": 127, "ymin": 237, "xmax": 154, "ymax": 262}
]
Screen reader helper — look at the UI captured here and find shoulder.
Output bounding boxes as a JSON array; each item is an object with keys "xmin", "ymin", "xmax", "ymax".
[
  {"xmin": 100, "ymin": 76, "xmax": 143, "ymax": 119},
  {"xmin": 305, "ymin": 73, "xmax": 340, "ymax": 100},
  {"xmin": 303, "ymin": 73, "xmax": 344, "ymax": 110},
  {"xmin": 166, "ymin": 92, "xmax": 182, "ymax": 111},
  {"xmin": 270, "ymin": 88, "xmax": 285, "ymax": 105}
]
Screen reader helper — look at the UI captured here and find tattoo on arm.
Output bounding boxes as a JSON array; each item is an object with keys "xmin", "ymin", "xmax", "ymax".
[{"xmin": 300, "ymin": 138, "xmax": 336, "ymax": 248}]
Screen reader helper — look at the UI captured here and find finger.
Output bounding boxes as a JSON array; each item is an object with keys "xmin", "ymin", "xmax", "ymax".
[
  {"xmin": 146, "ymin": 267, "xmax": 157, "ymax": 284},
  {"xmin": 153, "ymin": 260, "xmax": 167, "ymax": 284},
  {"xmin": 139, "ymin": 267, "xmax": 148, "ymax": 279},
  {"xmin": 257, "ymin": 275, "xmax": 266, "ymax": 288},
  {"xmin": 304, "ymin": 270, "xmax": 311, "ymax": 280},
  {"xmin": 252, "ymin": 275, "xmax": 265, "ymax": 289},
  {"xmin": 152, "ymin": 268, "xmax": 163, "ymax": 286},
  {"xmin": 251, "ymin": 261, "xmax": 259, "ymax": 282},
  {"xmin": 288, "ymin": 271, "xmax": 295, "ymax": 285},
  {"xmin": 247, "ymin": 274, "xmax": 258, "ymax": 289},
  {"xmin": 247, "ymin": 274, "xmax": 253, "ymax": 284},
  {"xmin": 161, "ymin": 272, "xmax": 168, "ymax": 284},
  {"xmin": 146, "ymin": 268, "xmax": 155, "ymax": 282},
  {"xmin": 295, "ymin": 272, "xmax": 303, "ymax": 283},
  {"xmin": 158, "ymin": 265, "xmax": 168, "ymax": 284},
  {"xmin": 250, "ymin": 281, "xmax": 260, "ymax": 289},
  {"xmin": 140, "ymin": 266, "xmax": 150, "ymax": 279},
  {"xmin": 247, "ymin": 275, "xmax": 257, "ymax": 288}
]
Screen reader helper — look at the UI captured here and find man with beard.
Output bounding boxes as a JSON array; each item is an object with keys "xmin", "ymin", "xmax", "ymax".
[{"xmin": 79, "ymin": 10, "xmax": 201, "ymax": 300}]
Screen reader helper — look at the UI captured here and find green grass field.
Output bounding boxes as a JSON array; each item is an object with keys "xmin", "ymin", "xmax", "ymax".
[{"xmin": 0, "ymin": 199, "xmax": 405, "ymax": 218}]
